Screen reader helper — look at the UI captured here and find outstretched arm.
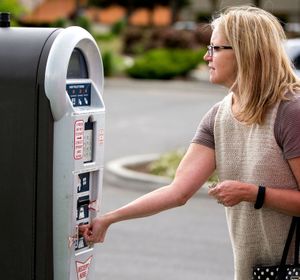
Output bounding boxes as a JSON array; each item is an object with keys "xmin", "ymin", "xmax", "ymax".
[{"xmin": 81, "ymin": 143, "xmax": 215, "ymax": 243}]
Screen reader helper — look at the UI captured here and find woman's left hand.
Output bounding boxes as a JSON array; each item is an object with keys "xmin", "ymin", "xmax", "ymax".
[{"xmin": 208, "ymin": 180, "xmax": 258, "ymax": 207}]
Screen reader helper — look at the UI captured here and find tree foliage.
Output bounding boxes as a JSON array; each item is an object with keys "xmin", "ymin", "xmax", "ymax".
[
  {"xmin": 0, "ymin": 0, "xmax": 24, "ymax": 16},
  {"xmin": 0, "ymin": 0, "xmax": 24, "ymax": 26},
  {"xmin": 88, "ymin": 0, "xmax": 189, "ymax": 24},
  {"xmin": 88, "ymin": 0, "xmax": 189, "ymax": 9}
]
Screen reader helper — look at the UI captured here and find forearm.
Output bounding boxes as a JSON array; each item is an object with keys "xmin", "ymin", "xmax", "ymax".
[
  {"xmin": 242, "ymin": 183, "xmax": 300, "ymax": 216},
  {"xmin": 84, "ymin": 144, "xmax": 215, "ymax": 243},
  {"xmin": 81, "ymin": 184, "xmax": 189, "ymax": 243},
  {"xmin": 263, "ymin": 187, "xmax": 300, "ymax": 217},
  {"xmin": 102, "ymin": 184, "xmax": 187, "ymax": 226},
  {"xmin": 102, "ymin": 145, "xmax": 216, "ymax": 226},
  {"xmin": 209, "ymin": 180, "xmax": 300, "ymax": 216}
]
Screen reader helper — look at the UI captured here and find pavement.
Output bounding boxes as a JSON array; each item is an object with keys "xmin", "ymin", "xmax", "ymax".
[{"xmin": 93, "ymin": 77, "xmax": 234, "ymax": 280}]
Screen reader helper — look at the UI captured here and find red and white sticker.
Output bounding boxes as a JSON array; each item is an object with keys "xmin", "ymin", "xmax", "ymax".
[
  {"xmin": 68, "ymin": 225, "xmax": 79, "ymax": 249},
  {"xmin": 98, "ymin": 128, "xmax": 104, "ymax": 145},
  {"xmin": 68, "ymin": 236, "xmax": 76, "ymax": 249},
  {"xmin": 74, "ymin": 120, "xmax": 84, "ymax": 160},
  {"xmin": 88, "ymin": 199, "xmax": 100, "ymax": 212},
  {"xmin": 76, "ymin": 256, "xmax": 93, "ymax": 280}
]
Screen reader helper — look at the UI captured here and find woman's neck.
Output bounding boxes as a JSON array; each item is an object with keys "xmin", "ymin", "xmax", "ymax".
[{"xmin": 231, "ymin": 93, "xmax": 242, "ymax": 117}]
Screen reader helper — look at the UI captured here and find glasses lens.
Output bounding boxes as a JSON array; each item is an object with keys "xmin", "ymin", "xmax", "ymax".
[{"xmin": 207, "ymin": 45, "xmax": 213, "ymax": 56}]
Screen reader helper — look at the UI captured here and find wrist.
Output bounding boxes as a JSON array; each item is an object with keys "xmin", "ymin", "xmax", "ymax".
[
  {"xmin": 243, "ymin": 183, "xmax": 259, "ymax": 203},
  {"xmin": 97, "ymin": 212, "xmax": 114, "ymax": 227}
]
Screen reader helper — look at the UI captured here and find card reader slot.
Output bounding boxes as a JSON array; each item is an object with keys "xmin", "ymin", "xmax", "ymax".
[
  {"xmin": 75, "ymin": 222, "xmax": 89, "ymax": 251},
  {"xmin": 77, "ymin": 195, "xmax": 90, "ymax": 220}
]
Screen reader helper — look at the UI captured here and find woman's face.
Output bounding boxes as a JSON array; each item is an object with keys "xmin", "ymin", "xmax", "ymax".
[{"xmin": 204, "ymin": 26, "xmax": 237, "ymax": 89}]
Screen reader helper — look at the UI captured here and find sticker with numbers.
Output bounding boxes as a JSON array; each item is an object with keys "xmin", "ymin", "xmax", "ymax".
[
  {"xmin": 76, "ymin": 256, "xmax": 93, "ymax": 280},
  {"xmin": 74, "ymin": 120, "xmax": 84, "ymax": 160},
  {"xmin": 98, "ymin": 128, "xmax": 104, "ymax": 145}
]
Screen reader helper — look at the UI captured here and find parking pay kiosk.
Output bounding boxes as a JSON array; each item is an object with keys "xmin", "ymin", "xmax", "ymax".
[{"xmin": 0, "ymin": 14, "xmax": 105, "ymax": 280}]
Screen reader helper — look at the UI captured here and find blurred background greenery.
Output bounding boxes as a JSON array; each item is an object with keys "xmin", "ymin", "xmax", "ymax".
[
  {"xmin": 148, "ymin": 148, "xmax": 218, "ymax": 182},
  {"xmin": 3, "ymin": 0, "xmax": 300, "ymax": 80},
  {"xmin": 2, "ymin": 0, "xmax": 300, "ymax": 174}
]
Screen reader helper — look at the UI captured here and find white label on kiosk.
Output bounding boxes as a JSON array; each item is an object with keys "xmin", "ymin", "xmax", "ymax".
[
  {"xmin": 83, "ymin": 120, "xmax": 93, "ymax": 163},
  {"xmin": 74, "ymin": 120, "xmax": 84, "ymax": 160},
  {"xmin": 76, "ymin": 256, "xmax": 93, "ymax": 280}
]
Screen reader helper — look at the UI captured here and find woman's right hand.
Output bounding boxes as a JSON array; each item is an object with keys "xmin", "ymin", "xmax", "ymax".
[{"xmin": 79, "ymin": 215, "xmax": 110, "ymax": 243}]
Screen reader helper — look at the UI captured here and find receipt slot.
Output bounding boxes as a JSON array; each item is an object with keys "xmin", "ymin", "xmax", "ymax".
[{"xmin": 0, "ymin": 14, "xmax": 104, "ymax": 280}]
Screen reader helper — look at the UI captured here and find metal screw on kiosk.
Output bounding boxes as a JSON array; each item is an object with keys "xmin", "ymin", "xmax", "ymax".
[{"xmin": 0, "ymin": 14, "xmax": 105, "ymax": 280}]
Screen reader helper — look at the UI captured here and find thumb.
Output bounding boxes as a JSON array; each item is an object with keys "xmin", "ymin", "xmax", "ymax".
[{"xmin": 80, "ymin": 224, "xmax": 93, "ymax": 240}]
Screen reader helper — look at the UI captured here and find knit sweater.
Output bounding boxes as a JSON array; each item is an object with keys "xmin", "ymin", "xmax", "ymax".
[{"xmin": 214, "ymin": 93, "xmax": 298, "ymax": 280}]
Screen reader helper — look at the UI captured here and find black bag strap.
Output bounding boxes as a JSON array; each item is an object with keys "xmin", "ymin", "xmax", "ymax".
[
  {"xmin": 295, "ymin": 217, "xmax": 300, "ymax": 265},
  {"xmin": 280, "ymin": 217, "xmax": 299, "ymax": 265},
  {"xmin": 276, "ymin": 217, "xmax": 300, "ymax": 280}
]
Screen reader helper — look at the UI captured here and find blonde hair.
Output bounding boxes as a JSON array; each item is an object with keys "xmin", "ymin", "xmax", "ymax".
[{"xmin": 212, "ymin": 6, "xmax": 300, "ymax": 124}]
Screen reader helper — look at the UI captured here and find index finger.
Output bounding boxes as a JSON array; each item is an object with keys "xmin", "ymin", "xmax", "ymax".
[{"xmin": 78, "ymin": 224, "xmax": 89, "ymax": 234}]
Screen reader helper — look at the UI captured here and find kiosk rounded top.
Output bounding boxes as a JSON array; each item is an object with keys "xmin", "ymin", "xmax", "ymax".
[{"xmin": 0, "ymin": 12, "xmax": 10, "ymax": 27}]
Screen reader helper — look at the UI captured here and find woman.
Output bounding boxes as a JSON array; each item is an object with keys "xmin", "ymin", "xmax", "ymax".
[{"xmin": 81, "ymin": 6, "xmax": 300, "ymax": 279}]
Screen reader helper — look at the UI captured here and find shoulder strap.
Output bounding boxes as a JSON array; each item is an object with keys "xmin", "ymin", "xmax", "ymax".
[
  {"xmin": 294, "ymin": 217, "xmax": 300, "ymax": 265},
  {"xmin": 280, "ymin": 217, "xmax": 298, "ymax": 265},
  {"xmin": 276, "ymin": 217, "xmax": 299, "ymax": 280}
]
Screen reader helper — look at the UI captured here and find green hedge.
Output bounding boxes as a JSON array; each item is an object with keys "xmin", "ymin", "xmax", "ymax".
[
  {"xmin": 127, "ymin": 48, "xmax": 206, "ymax": 79},
  {"xmin": 149, "ymin": 149, "xmax": 218, "ymax": 182},
  {"xmin": 149, "ymin": 149, "xmax": 185, "ymax": 178}
]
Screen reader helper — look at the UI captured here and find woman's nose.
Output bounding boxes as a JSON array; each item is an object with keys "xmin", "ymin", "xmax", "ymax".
[{"xmin": 203, "ymin": 51, "xmax": 212, "ymax": 62}]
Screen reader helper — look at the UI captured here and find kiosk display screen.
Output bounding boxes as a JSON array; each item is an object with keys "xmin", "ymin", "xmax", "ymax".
[{"xmin": 67, "ymin": 48, "xmax": 88, "ymax": 79}]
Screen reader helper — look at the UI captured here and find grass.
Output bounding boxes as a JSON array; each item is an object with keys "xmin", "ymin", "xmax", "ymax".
[{"xmin": 149, "ymin": 149, "xmax": 218, "ymax": 182}]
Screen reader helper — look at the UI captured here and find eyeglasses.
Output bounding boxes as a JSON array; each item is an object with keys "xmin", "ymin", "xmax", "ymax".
[{"xmin": 207, "ymin": 45, "xmax": 233, "ymax": 57}]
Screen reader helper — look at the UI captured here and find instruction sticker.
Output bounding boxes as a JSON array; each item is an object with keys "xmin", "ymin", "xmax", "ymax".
[
  {"xmin": 98, "ymin": 128, "xmax": 104, "ymax": 145},
  {"xmin": 76, "ymin": 256, "xmax": 93, "ymax": 280}
]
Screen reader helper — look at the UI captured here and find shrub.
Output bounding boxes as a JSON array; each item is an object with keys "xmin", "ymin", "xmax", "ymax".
[
  {"xmin": 149, "ymin": 149, "xmax": 185, "ymax": 178},
  {"xmin": 149, "ymin": 149, "xmax": 218, "ymax": 182},
  {"xmin": 74, "ymin": 16, "xmax": 91, "ymax": 32},
  {"xmin": 52, "ymin": 18, "xmax": 67, "ymax": 28},
  {"xmin": 102, "ymin": 51, "xmax": 128, "ymax": 77},
  {"xmin": 126, "ymin": 48, "xmax": 205, "ymax": 79},
  {"xmin": 93, "ymin": 32, "xmax": 115, "ymax": 41},
  {"xmin": 159, "ymin": 29, "xmax": 198, "ymax": 49},
  {"xmin": 123, "ymin": 27, "xmax": 146, "ymax": 54},
  {"xmin": 102, "ymin": 51, "xmax": 114, "ymax": 76},
  {"xmin": 123, "ymin": 26, "xmax": 211, "ymax": 55},
  {"xmin": 111, "ymin": 19, "xmax": 126, "ymax": 35}
]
